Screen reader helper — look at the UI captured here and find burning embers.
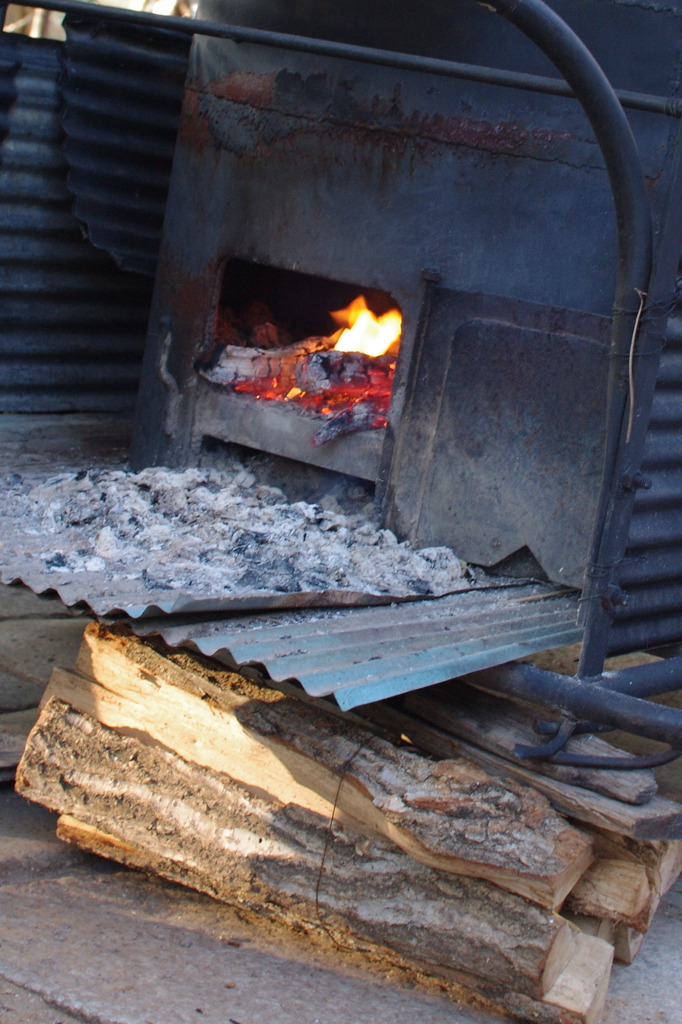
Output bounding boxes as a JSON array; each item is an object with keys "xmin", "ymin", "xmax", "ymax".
[{"xmin": 197, "ymin": 293, "xmax": 401, "ymax": 447}]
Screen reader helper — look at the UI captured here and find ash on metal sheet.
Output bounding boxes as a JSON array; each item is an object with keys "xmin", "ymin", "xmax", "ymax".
[{"xmin": 0, "ymin": 461, "xmax": 467, "ymax": 606}]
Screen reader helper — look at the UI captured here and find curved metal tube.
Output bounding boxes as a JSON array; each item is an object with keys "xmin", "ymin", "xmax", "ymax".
[
  {"xmin": 522, "ymin": 716, "xmax": 682, "ymax": 767},
  {"xmin": 514, "ymin": 715, "xmax": 576, "ymax": 759},
  {"xmin": 480, "ymin": 0, "xmax": 654, "ymax": 681},
  {"xmin": 470, "ymin": 661, "xmax": 682, "ymax": 748},
  {"xmin": 481, "ymin": 0, "xmax": 652, "ymax": 301},
  {"xmin": 7, "ymin": 0, "xmax": 682, "ymax": 117},
  {"xmin": 532, "ymin": 657, "xmax": 682, "ymax": 742},
  {"xmin": 547, "ymin": 748, "xmax": 682, "ymax": 770}
]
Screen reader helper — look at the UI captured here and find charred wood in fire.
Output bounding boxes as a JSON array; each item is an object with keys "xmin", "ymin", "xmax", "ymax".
[
  {"xmin": 197, "ymin": 336, "xmax": 336, "ymax": 388},
  {"xmin": 196, "ymin": 326, "xmax": 396, "ymax": 441},
  {"xmin": 312, "ymin": 400, "xmax": 386, "ymax": 447},
  {"xmin": 295, "ymin": 350, "xmax": 394, "ymax": 395}
]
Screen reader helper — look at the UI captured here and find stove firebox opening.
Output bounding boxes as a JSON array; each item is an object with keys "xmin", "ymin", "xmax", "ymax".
[{"xmin": 193, "ymin": 259, "xmax": 403, "ymax": 482}]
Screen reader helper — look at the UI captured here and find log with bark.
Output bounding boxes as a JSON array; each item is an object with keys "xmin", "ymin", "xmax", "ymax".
[
  {"xmin": 563, "ymin": 827, "xmax": 682, "ymax": 948},
  {"xmin": 361, "ymin": 699, "xmax": 682, "ymax": 839},
  {"xmin": 37, "ymin": 624, "xmax": 594, "ymax": 910},
  {"xmin": 15, "ymin": 623, "xmax": 682, "ymax": 1022},
  {"xmin": 17, "ymin": 696, "xmax": 613, "ymax": 1024}
]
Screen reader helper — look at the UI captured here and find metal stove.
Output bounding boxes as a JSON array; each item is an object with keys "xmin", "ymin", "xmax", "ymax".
[{"xmin": 18, "ymin": 0, "xmax": 682, "ymax": 762}]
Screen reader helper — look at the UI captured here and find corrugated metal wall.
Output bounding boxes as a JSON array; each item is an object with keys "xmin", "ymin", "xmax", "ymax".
[
  {"xmin": 60, "ymin": 15, "xmax": 191, "ymax": 276},
  {"xmin": 609, "ymin": 279, "xmax": 682, "ymax": 653},
  {"xmin": 0, "ymin": 29, "xmax": 163, "ymax": 412}
]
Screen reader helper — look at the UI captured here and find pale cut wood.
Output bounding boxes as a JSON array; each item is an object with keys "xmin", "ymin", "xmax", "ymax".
[
  {"xmin": 361, "ymin": 701, "xmax": 682, "ymax": 839},
  {"xmin": 16, "ymin": 697, "xmax": 586, "ymax": 1006},
  {"xmin": 586, "ymin": 828, "xmax": 682, "ymax": 898},
  {"xmin": 566, "ymin": 914, "xmax": 616, "ymax": 945},
  {"xmin": 403, "ymin": 683, "xmax": 657, "ymax": 805},
  {"xmin": 565, "ymin": 914, "xmax": 645, "ymax": 967},
  {"xmin": 43, "ymin": 623, "xmax": 594, "ymax": 909},
  {"xmin": 654, "ymin": 841, "xmax": 682, "ymax": 895},
  {"xmin": 542, "ymin": 933, "xmax": 613, "ymax": 1024},
  {"xmin": 564, "ymin": 859, "xmax": 655, "ymax": 932},
  {"xmin": 613, "ymin": 925, "xmax": 645, "ymax": 966},
  {"xmin": 565, "ymin": 830, "xmax": 682, "ymax": 947}
]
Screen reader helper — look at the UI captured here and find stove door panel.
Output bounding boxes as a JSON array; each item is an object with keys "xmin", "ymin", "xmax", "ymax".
[{"xmin": 384, "ymin": 289, "xmax": 609, "ymax": 588}]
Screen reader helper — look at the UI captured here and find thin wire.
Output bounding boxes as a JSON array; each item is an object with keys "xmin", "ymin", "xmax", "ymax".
[
  {"xmin": 314, "ymin": 739, "xmax": 372, "ymax": 953},
  {"xmin": 626, "ymin": 288, "xmax": 648, "ymax": 444},
  {"xmin": 613, "ymin": 279, "xmax": 681, "ymax": 324}
]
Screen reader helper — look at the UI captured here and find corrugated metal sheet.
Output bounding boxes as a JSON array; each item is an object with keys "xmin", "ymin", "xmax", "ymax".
[
  {"xmin": 609, "ymin": 280, "xmax": 682, "ymax": 653},
  {"xmin": 131, "ymin": 586, "xmax": 582, "ymax": 709},
  {"xmin": 61, "ymin": 15, "xmax": 191, "ymax": 276},
  {"xmin": 0, "ymin": 30, "xmax": 152, "ymax": 411}
]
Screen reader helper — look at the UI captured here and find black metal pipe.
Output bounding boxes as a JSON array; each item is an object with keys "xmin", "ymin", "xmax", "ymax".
[
  {"xmin": 481, "ymin": 0, "xmax": 652, "ymax": 343},
  {"xmin": 515, "ymin": 715, "xmax": 576, "ymax": 758},
  {"xmin": 478, "ymin": 0, "xmax": 653, "ymax": 680},
  {"xmin": 8, "ymin": 0, "xmax": 682, "ymax": 118},
  {"xmin": 600, "ymin": 655, "xmax": 682, "ymax": 697},
  {"xmin": 469, "ymin": 662, "xmax": 682, "ymax": 747},
  {"xmin": 530, "ymin": 654, "xmax": 682, "ymax": 714},
  {"xmin": 541, "ymin": 748, "xmax": 682, "ymax": 769}
]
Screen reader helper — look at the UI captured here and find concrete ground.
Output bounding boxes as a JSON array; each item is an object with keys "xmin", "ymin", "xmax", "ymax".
[{"xmin": 0, "ymin": 407, "xmax": 680, "ymax": 1023}]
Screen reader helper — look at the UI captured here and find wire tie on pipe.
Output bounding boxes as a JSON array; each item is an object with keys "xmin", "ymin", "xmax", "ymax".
[{"xmin": 626, "ymin": 288, "xmax": 648, "ymax": 444}]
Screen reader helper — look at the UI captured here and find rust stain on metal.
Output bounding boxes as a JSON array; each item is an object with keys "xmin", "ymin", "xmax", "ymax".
[
  {"xmin": 211, "ymin": 70, "xmax": 277, "ymax": 108},
  {"xmin": 203, "ymin": 69, "xmax": 572, "ymax": 160},
  {"xmin": 401, "ymin": 111, "xmax": 572, "ymax": 155},
  {"xmin": 178, "ymin": 87, "xmax": 214, "ymax": 149}
]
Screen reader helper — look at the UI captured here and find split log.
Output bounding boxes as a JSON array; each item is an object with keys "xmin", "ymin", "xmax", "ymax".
[
  {"xmin": 586, "ymin": 828, "xmax": 682, "ymax": 898},
  {"xmin": 564, "ymin": 829, "xmax": 682, "ymax": 936},
  {"xmin": 199, "ymin": 338, "xmax": 394, "ymax": 398},
  {"xmin": 563, "ymin": 859, "xmax": 655, "ymax": 932},
  {"xmin": 402, "ymin": 683, "xmax": 657, "ymax": 805},
  {"xmin": 613, "ymin": 926, "xmax": 646, "ymax": 966},
  {"xmin": 37, "ymin": 623, "xmax": 594, "ymax": 909},
  {"xmin": 361, "ymin": 701, "xmax": 682, "ymax": 840},
  {"xmin": 541, "ymin": 933, "xmax": 612, "ymax": 1024},
  {"xmin": 559, "ymin": 827, "xmax": 682, "ymax": 961},
  {"xmin": 16, "ymin": 697, "xmax": 612, "ymax": 1023}
]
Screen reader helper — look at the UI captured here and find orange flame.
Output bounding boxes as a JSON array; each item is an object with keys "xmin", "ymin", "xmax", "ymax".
[{"xmin": 330, "ymin": 295, "xmax": 401, "ymax": 358}]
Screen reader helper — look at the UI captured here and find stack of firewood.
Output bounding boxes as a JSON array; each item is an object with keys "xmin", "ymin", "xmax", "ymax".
[{"xmin": 15, "ymin": 624, "xmax": 682, "ymax": 1024}]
